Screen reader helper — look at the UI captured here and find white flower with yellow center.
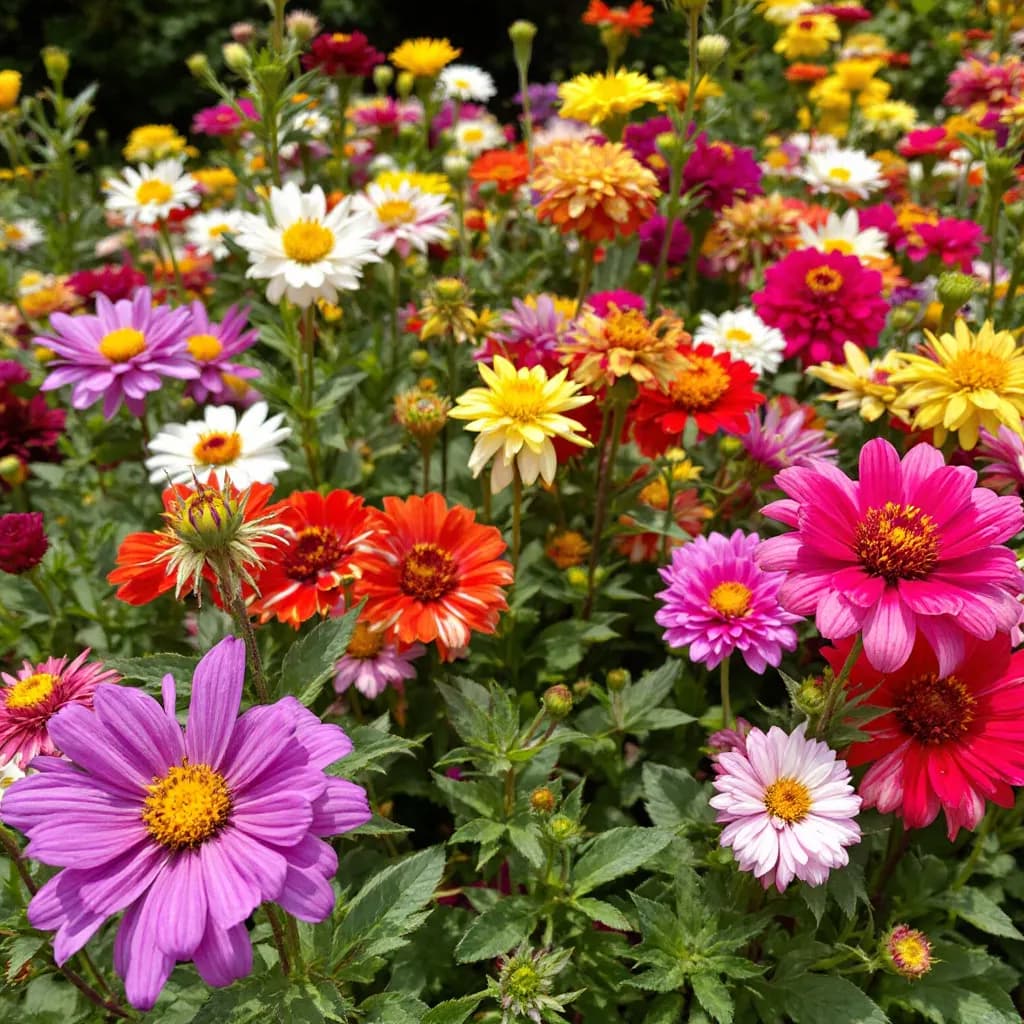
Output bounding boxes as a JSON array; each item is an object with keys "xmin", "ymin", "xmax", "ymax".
[
  {"xmin": 0, "ymin": 218, "xmax": 42, "ymax": 252},
  {"xmin": 694, "ymin": 308, "xmax": 787, "ymax": 377},
  {"xmin": 802, "ymin": 147, "xmax": 884, "ymax": 199},
  {"xmin": 797, "ymin": 210, "xmax": 888, "ymax": 262},
  {"xmin": 353, "ymin": 181, "xmax": 453, "ymax": 258},
  {"xmin": 145, "ymin": 401, "xmax": 291, "ymax": 487},
  {"xmin": 234, "ymin": 182, "xmax": 380, "ymax": 308},
  {"xmin": 103, "ymin": 158, "xmax": 199, "ymax": 226},
  {"xmin": 438, "ymin": 64, "xmax": 497, "ymax": 103},
  {"xmin": 185, "ymin": 209, "xmax": 244, "ymax": 260},
  {"xmin": 756, "ymin": 0, "xmax": 815, "ymax": 24},
  {"xmin": 453, "ymin": 117, "xmax": 506, "ymax": 156}
]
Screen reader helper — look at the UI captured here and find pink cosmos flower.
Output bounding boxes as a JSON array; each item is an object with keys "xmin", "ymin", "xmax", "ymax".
[
  {"xmin": 711, "ymin": 722, "xmax": 861, "ymax": 892},
  {"xmin": 191, "ymin": 99, "xmax": 258, "ymax": 137},
  {"xmin": 182, "ymin": 302, "xmax": 260, "ymax": 405},
  {"xmin": 36, "ymin": 288, "xmax": 197, "ymax": 418},
  {"xmin": 0, "ymin": 650, "xmax": 119, "ymax": 768},
  {"xmin": 333, "ymin": 627, "xmax": 425, "ymax": 699},
  {"xmin": 758, "ymin": 438, "xmax": 1024, "ymax": 675},
  {"xmin": 655, "ymin": 530, "xmax": 801, "ymax": 673},
  {"xmin": 976, "ymin": 425, "xmax": 1024, "ymax": 492}
]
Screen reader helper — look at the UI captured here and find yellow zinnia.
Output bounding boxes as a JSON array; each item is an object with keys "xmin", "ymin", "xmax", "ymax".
[
  {"xmin": 389, "ymin": 38, "xmax": 461, "ymax": 78},
  {"xmin": 889, "ymin": 320, "xmax": 1024, "ymax": 449},
  {"xmin": 807, "ymin": 342, "xmax": 909, "ymax": 423},
  {"xmin": 0, "ymin": 70, "xmax": 21, "ymax": 112},
  {"xmin": 774, "ymin": 14, "xmax": 840, "ymax": 61},
  {"xmin": 449, "ymin": 355, "xmax": 594, "ymax": 493},
  {"xmin": 558, "ymin": 69, "xmax": 669, "ymax": 129},
  {"xmin": 123, "ymin": 124, "xmax": 188, "ymax": 163}
]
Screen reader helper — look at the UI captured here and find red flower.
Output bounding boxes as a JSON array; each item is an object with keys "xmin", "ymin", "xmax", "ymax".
[
  {"xmin": 303, "ymin": 31, "xmax": 384, "ymax": 77},
  {"xmin": 629, "ymin": 345, "xmax": 764, "ymax": 457},
  {"xmin": 252, "ymin": 490, "xmax": 378, "ymax": 626},
  {"xmin": 355, "ymin": 493, "xmax": 513, "ymax": 659},
  {"xmin": 582, "ymin": 0, "xmax": 654, "ymax": 35},
  {"xmin": 897, "ymin": 127, "xmax": 956, "ymax": 160},
  {"xmin": 0, "ymin": 372, "xmax": 65, "ymax": 476},
  {"xmin": 825, "ymin": 634, "xmax": 1024, "ymax": 839},
  {"xmin": 0, "ymin": 512, "xmax": 47, "ymax": 574},
  {"xmin": 469, "ymin": 148, "xmax": 530, "ymax": 194},
  {"xmin": 67, "ymin": 262, "xmax": 146, "ymax": 303}
]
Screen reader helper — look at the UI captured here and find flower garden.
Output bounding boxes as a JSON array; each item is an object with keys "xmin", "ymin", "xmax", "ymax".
[{"xmin": 2, "ymin": 0, "xmax": 1024, "ymax": 1020}]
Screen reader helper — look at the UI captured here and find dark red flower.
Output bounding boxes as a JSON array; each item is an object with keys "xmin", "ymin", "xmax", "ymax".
[
  {"xmin": 0, "ymin": 512, "xmax": 48, "ymax": 574},
  {"xmin": 67, "ymin": 263, "xmax": 146, "ymax": 303},
  {"xmin": 0, "ymin": 372, "xmax": 66, "ymax": 474},
  {"xmin": 303, "ymin": 31, "xmax": 384, "ymax": 78}
]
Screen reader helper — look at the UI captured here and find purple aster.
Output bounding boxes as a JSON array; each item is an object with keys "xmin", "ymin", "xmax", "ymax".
[
  {"xmin": 183, "ymin": 302, "xmax": 261, "ymax": 406},
  {"xmin": 333, "ymin": 626, "xmax": 425, "ymax": 699},
  {"xmin": 655, "ymin": 529, "xmax": 801, "ymax": 673},
  {"xmin": 0, "ymin": 636, "xmax": 371, "ymax": 1010},
  {"xmin": 35, "ymin": 288, "xmax": 197, "ymax": 418},
  {"xmin": 977, "ymin": 426, "xmax": 1024, "ymax": 493},
  {"xmin": 737, "ymin": 401, "xmax": 837, "ymax": 472},
  {"xmin": 514, "ymin": 82, "xmax": 561, "ymax": 123},
  {"xmin": 478, "ymin": 295, "xmax": 569, "ymax": 368}
]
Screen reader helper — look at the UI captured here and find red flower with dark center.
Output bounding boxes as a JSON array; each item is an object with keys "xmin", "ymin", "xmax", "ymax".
[{"xmin": 302, "ymin": 31, "xmax": 384, "ymax": 78}]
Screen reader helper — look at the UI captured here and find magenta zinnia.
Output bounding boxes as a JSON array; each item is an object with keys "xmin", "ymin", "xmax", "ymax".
[
  {"xmin": 0, "ymin": 637, "xmax": 371, "ymax": 1010},
  {"xmin": 758, "ymin": 438, "xmax": 1024, "ymax": 675}
]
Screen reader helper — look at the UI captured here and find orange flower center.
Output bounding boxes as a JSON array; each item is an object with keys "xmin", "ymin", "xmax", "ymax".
[
  {"xmin": 855, "ymin": 502, "xmax": 939, "ymax": 583},
  {"xmin": 400, "ymin": 542, "xmax": 457, "ymax": 601},
  {"xmin": 604, "ymin": 309, "xmax": 654, "ymax": 351},
  {"xmin": 136, "ymin": 179, "xmax": 174, "ymax": 205},
  {"xmin": 894, "ymin": 674, "xmax": 976, "ymax": 744},
  {"xmin": 5, "ymin": 672, "xmax": 57, "ymax": 710},
  {"xmin": 804, "ymin": 266, "xmax": 844, "ymax": 294},
  {"xmin": 99, "ymin": 327, "xmax": 146, "ymax": 362},
  {"xmin": 947, "ymin": 349, "xmax": 1009, "ymax": 391},
  {"xmin": 376, "ymin": 199, "xmax": 417, "ymax": 225},
  {"xmin": 669, "ymin": 355, "xmax": 731, "ymax": 409},
  {"xmin": 346, "ymin": 622, "xmax": 386, "ymax": 659},
  {"xmin": 331, "ymin": 32, "xmax": 352, "ymax": 43},
  {"xmin": 142, "ymin": 761, "xmax": 232, "ymax": 849},
  {"xmin": 186, "ymin": 333, "xmax": 224, "ymax": 362},
  {"xmin": 763, "ymin": 777, "xmax": 811, "ymax": 824},
  {"xmin": 285, "ymin": 526, "xmax": 348, "ymax": 582},
  {"xmin": 192, "ymin": 431, "xmax": 242, "ymax": 466},
  {"xmin": 708, "ymin": 580, "xmax": 753, "ymax": 618},
  {"xmin": 281, "ymin": 220, "xmax": 334, "ymax": 263}
]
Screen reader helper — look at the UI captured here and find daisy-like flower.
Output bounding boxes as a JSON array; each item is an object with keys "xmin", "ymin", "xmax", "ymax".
[
  {"xmin": 0, "ymin": 637, "xmax": 371, "ymax": 1010},
  {"xmin": 182, "ymin": 302, "xmax": 260, "ymax": 406},
  {"xmin": 756, "ymin": 0, "xmax": 814, "ymax": 24},
  {"xmin": 0, "ymin": 651, "xmax": 119, "ymax": 768},
  {"xmin": 389, "ymin": 37, "xmax": 461, "ymax": 78},
  {"xmin": 739, "ymin": 400, "xmax": 837, "ymax": 472},
  {"xmin": 453, "ymin": 117, "xmax": 507, "ymax": 157},
  {"xmin": 185, "ymin": 209, "xmax": 244, "ymax": 260},
  {"xmin": 333, "ymin": 623, "xmax": 425, "ymax": 699},
  {"xmin": 758, "ymin": 437, "xmax": 1024, "ymax": 674},
  {"xmin": 826, "ymin": 633, "xmax": 1024, "ymax": 839},
  {"xmin": 655, "ymin": 530, "xmax": 801, "ymax": 672},
  {"xmin": 711, "ymin": 722, "xmax": 861, "ymax": 892},
  {"xmin": 251, "ymin": 490, "xmax": 378, "ymax": 626},
  {"xmin": 108, "ymin": 476, "xmax": 285, "ymax": 605},
  {"xmin": 1, "ymin": 217, "xmax": 43, "ymax": 252},
  {"xmin": 235, "ymin": 182, "xmax": 379, "ymax": 308},
  {"xmin": 438, "ymin": 64, "xmax": 497, "ymax": 103},
  {"xmin": 355, "ymin": 493, "xmax": 514, "ymax": 659},
  {"xmin": 353, "ymin": 180, "xmax": 452, "ymax": 258},
  {"xmin": 533, "ymin": 140, "xmax": 661, "ymax": 244},
  {"xmin": 802, "ymin": 146, "xmax": 884, "ymax": 199},
  {"xmin": 884, "ymin": 925, "xmax": 933, "ymax": 980},
  {"xmin": 35, "ymin": 288, "xmax": 196, "ymax": 418},
  {"xmin": 0, "ymin": 758, "xmax": 25, "ymax": 805},
  {"xmin": 796, "ymin": 209, "xmax": 888, "ymax": 261},
  {"xmin": 449, "ymin": 355, "xmax": 594, "ymax": 494},
  {"xmin": 889, "ymin": 319, "xmax": 1024, "ymax": 450},
  {"xmin": 693, "ymin": 309, "xmax": 787, "ymax": 377},
  {"xmin": 303, "ymin": 31, "xmax": 384, "ymax": 78},
  {"xmin": 774, "ymin": 13, "xmax": 841, "ymax": 60},
  {"xmin": 557, "ymin": 69, "xmax": 669, "ymax": 129},
  {"xmin": 470, "ymin": 148, "xmax": 531, "ymax": 195},
  {"xmin": 977, "ymin": 425, "xmax": 1024, "ymax": 492},
  {"xmin": 807, "ymin": 342, "xmax": 908, "ymax": 423},
  {"xmin": 103, "ymin": 158, "xmax": 199, "ymax": 226},
  {"xmin": 582, "ymin": 0, "xmax": 655, "ymax": 35},
  {"xmin": 145, "ymin": 402, "xmax": 291, "ymax": 487}
]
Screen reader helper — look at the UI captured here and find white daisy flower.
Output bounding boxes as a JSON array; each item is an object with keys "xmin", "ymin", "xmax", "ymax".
[
  {"xmin": 353, "ymin": 181, "xmax": 453, "ymax": 258},
  {"xmin": 185, "ymin": 209, "xmax": 244, "ymax": 260},
  {"xmin": 802, "ymin": 146, "xmax": 884, "ymax": 199},
  {"xmin": 0, "ymin": 758, "xmax": 26, "ymax": 805},
  {"xmin": 758, "ymin": 0, "xmax": 815, "ymax": 25},
  {"xmin": 0, "ymin": 218, "xmax": 43, "ymax": 252},
  {"xmin": 453, "ymin": 117, "xmax": 506, "ymax": 156},
  {"xmin": 797, "ymin": 210, "xmax": 889, "ymax": 262},
  {"xmin": 438, "ymin": 64, "xmax": 497, "ymax": 103},
  {"xmin": 234, "ymin": 182, "xmax": 380, "ymax": 308},
  {"xmin": 103, "ymin": 158, "xmax": 199, "ymax": 226},
  {"xmin": 145, "ymin": 401, "xmax": 291, "ymax": 487},
  {"xmin": 694, "ymin": 308, "xmax": 787, "ymax": 377}
]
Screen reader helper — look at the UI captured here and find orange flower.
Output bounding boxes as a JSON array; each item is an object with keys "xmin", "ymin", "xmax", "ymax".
[
  {"xmin": 582, "ymin": 0, "xmax": 654, "ymax": 35},
  {"xmin": 785, "ymin": 63, "xmax": 829, "ymax": 83},
  {"xmin": 470, "ymin": 148, "xmax": 530, "ymax": 194},
  {"xmin": 251, "ymin": 490, "xmax": 378, "ymax": 626},
  {"xmin": 546, "ymin": 530, "xmax": 591, "ymax": 569},
  {"xmin": 533, "ymin": 140, "xmax": 660, "ymax": 244},
  {"xmin": 355, "ymin": 493, "xmax": 513, "ymax": 659}
]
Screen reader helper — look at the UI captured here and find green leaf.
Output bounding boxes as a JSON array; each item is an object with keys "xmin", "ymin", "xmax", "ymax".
[
  {"xmin": 102, "ymin": 651, "xmax": 199, "ymax": 691},
  {"xmin": 778, "ymin": 975, "xmax": 887, "ymax": 1024},
  {"xmin": 690, "ymin": 973, "xmax": 734, "ymax": 1024},
  {"xmin": 421, "ymin": 994, "xmax": 488, "ymax": 1024},
  {"xmin": 574, "ymin": 897, "xmax": 632, "ymax": 932},
  {"xmin": 641, "ymin": 994, "xmax": 686, "ymax": 1024},
  {"xmin": 572, "ymin": 827, "xmax": 672, "ymax": 896},
  {"xmin": 620, "ymin": 663, "xmax": 693, "ymax": 733},
  {"xmin": 330, "ymin": 722, "xmax": 420, "ymax": 779},
  {"xmin": 940, "ymin": 888, "xmax": 1024, "ymax": 940},
  {"xmin": 278, "ymin": 608, "xmax": 361, "ymax": 704},
  {"xmin": 642, "ymin": 763, "xmax": 714, "ymax": 830},
  {"xmin": 454, "ymin": 897, "xmax": 538, "ymax": 963}
]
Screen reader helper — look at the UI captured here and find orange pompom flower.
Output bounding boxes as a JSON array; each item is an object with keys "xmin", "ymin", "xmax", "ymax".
[
  {"xmin": 470, "ymin": 148, "xmax": 531, "ymax": 194},
  {"xmin": 355, "ymin": 493, "xmax": 514, "ymax": 659}
]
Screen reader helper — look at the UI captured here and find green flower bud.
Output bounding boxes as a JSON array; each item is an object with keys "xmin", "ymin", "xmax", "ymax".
[
  {"xmin": 396, "ymin": 70, "xmax": 415, "ymax": 98},
  {"xmin": 697, "ymin": 34, "xmax": 729, "ymax": 71},
  {"xmin": 542, "ymin": 684, "xmax": 573, "ymax": 720},
  {"xmin": 935, "ymin": 271, "xmax": 979, "ymax": 311},
  {"xmin": 606, "ymin": 668, "xmax": 630, "ymax": 692},
  {"xmin": 222, "ymin": 42, "xmax": 251, "ymax": 74},
  {"xmin": 546, "ymin": 813, "xmax": 581, "ymax": 843},
  {"xmin": 41, "ymin": 46, "xmax": 70, "ymax": 86},
  {"xmin": 373, "ymin": 64, "xmax": 394, "ymax": 93},
  {"xmin": 185, "ymin": 52, "xmax": 212, "ymax": 80}
]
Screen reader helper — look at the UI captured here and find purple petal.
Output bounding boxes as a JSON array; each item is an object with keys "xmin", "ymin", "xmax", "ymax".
[
  {"xmin": 192, "ymin": 920, "xmax": 253, "ymax": 989},
  {"xmin": 310, "ymin": 777, "xmax": 371, "ymax": 836},
  {"xmin": 199, "ymin": 835, "xmax": 263, "ymax": 929},
  {"xmin": 114, "ymin": 897, "xmax": 176, "ymax": 1012},
  {"xmin": 146, "ymin": 851, "xmax": 207, "ymax": 959},
  {"xmin": 185, "ymin": 637, "xmax": 245, "ymax": 768},
  {"xmin": 93, "ymin": 685, "xmax": 184, "ymax": 779}
]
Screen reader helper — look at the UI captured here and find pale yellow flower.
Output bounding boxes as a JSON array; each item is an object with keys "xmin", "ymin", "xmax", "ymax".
[{"xmin": 807, "ymin": 342, "xmax": 909, "ymax": 423}]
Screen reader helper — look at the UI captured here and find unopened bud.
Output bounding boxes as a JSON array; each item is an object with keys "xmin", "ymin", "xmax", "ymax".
[
  {"xmin": 530, "ymin": 786, "xmax": 556, "ymax": 814},
  {"xmin": 41, "ymin": 46, "xmax": 70, "ymax": 86},
  {"xmin": 572, "ymin": 677, "xmax": 593, "ymax": 700},
  {"xmin": 0, "ymin": 455, "xmax": 27, "ymax": 487},
  {"xmin": 410, "ymin": 347, "xmax": 430, "ymax": 368},
  {"xmin": 542, "ymin": 684, "xmax": 573, "ymax": 720},
  {"xmin": 396, "ymin": 70, "xmax": 415, "ymax": 98},
  {"xmin": 889, "ymin": 304, "xmax": 918, "ymax": 330},
  {"xmin": 935, "ymin": 272, "xmax": 979, "ymax": 311},
  {"xmin": 566, "ymin": 566, "xmax": 588, "ymax": 589},
  {"xmin": 373, "ymin": 64, "xmax": 394, "ymax": 93},
  {"xmin": 509, "ymin": 20, "xmax": 537, "ymax": 72},
  {"xmin": 442, "ymin": 153, "xmax": 470, "ymax": 183},
  {"xmin": 546, "ymin": 813, "xmax": 581, "ymax": 843},
  {"xmin": 186, "ymin": 52, "xmax": 212, "ymax": 80},
  {"xmin": 222, "ymin": 42, "xmax": 251, "ymax": 74},
  {"xmin": 285, "ymin": 10, "xmax": 320, "ymax": 43},
  {"xmin": 794, "ymin": 675, "xmax": 827, "ymax": 716},
  {"xmin": 606, "ymin": 668, "xmax": 630, "ymax": 692},
  {"xmin": 883, "ymin": 924, "xmax": 933, "ymax": 980},
  {"xmin": 171, "ymin": 488, "xmax": 239, "ymax": 551},
  {"xmin": 697, "ymin": 34, "xmax": 729, "ymax": 70},
  {"xmin": 655, "ymin": 131, "xmax": 685, "ymax": 165},
  {"xmin": 230, "ymin": 21, "xmax": 256, "ymax": 44}
]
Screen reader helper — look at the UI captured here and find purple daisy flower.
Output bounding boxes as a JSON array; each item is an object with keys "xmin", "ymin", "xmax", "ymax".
[
  {"xmin": 333, "ymin": 624, "xmax": 425, "ymax": 699},
  {"xmin": 737, "ymin": 401, "xmax": 837, "ymax": 472},
  {"xmin": 655, "ymin": 529, "xmax": 801, "ymax": 673},
  {"xmin": 183, "ymin": 302, "xmax": 261, "ymax": 406},
  {"xmin": 36, "ymin": 288, "xmax": 197, "ymax": 418},
  {"xmin": 514, "ymin": 82, "xmax": 561, "ymax": 123},
  {"xmin": 0, "ymin": 636, "xmax": 371, "ymax": 1010}
]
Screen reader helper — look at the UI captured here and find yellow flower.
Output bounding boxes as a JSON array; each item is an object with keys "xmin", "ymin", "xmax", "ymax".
[
  {"xmin": 375, "ymin": 169, "xmax": 451, "ymax": 196},
  {"xmin": 807, "ymin": 342, "xmax": 909, "ymax": 423},
  {"xmin": 889, "ymin": 320, "xmax": 1024, "ymax": 449},
  {"xmin": 419, "ymin": 277, "xmax": 479, "ymax": 344},
  {"xmin": 660, "ymin": 75, "xmax": 723, "ymax": 111},
  {"xmin": 774, "ymin": 14, "xmax": 840, "ymax": 61},
  {"xmin": 558, "ymin": 69, "xmax": 670, "ymax": 128},
  {"xmin": 192, "ymin": 167, "xmax": 239, "ymax": 203},
  {"xmin": 833, "ymin": 58, "xmax": 883, "ymax": 92},
  {"xmin": 0, "ymin": 70, "xmax": 21, "ymax": 112},
  {"xmin": 449, "ymin": 354, "xmax": 594, "ymax": 493},
  {"xmin": 389, "ymin": 38, "xmax": 461, "ymax": 78},
  {"xmin": 123, "ymin": 124, "xmax": 188, "ymax": 163},
  {"xmin": 861, "ymin": 100, "xmax": 918, "ymax": 137},
  {"xmin": 756, "ymin": 0, "xmax": 813, "ymax": 25}
]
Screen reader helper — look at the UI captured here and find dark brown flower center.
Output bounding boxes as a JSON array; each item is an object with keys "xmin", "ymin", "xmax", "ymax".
[
  {"xmin": 854, "ymin": 502, "xmax": 939, "ymax": 584},
  {"xmin": 285, "ymin": 526, "xmax": 349, "ymax": 582},
  {"xmin": 894, "ymin": 674, "xmax": 976, "ymax": 744},
  {"xmin": 400, "ymin": 542, "xmax": 457, "ymax": 601}
]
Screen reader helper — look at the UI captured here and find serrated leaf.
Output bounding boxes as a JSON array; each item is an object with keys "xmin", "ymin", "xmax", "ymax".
[
  {"xmin": 574, "ymin": 897, "xmax": 632, "ymax": 932},
  {"xmin": 454, "ymin": 897, "xmax": 538, "ymax": 962},
  {"xmin": 642, "ymin": 994, "xmax": 686, "ymax": 1024},
  {"xmin": 691, "ymin": 973, "xmax": 733, "ymax": 1024},
  {"xmin": 278, "ymin": 609, "xmax": 361, "ymax": 704},
  {"xmin": 620, "ymin": 663, "xmax": 692, "ymax": 733},
  {"xmin": 779, "ymin": 975, "xmax": 887, "ymax": 1024},
  {"xmin": 421, "ymin": 993, "xmax": 487, "ymax": 1024},
  {"xmin": 642, "ymin": 763, "xmax": 714, "ymax": 830},
  {"xmin": 330, "ymin": 724, "xmax": 419, "ymax": 779},
  {"xmin": 102, "ymin": 652, "xmax": 199, "ymax": 691},
  {"xmin": 572, "ymin": 827, "xmax": 672, "ymax": 896},
  {"xmin": 940, "ymin": 888, "xmax": 1024, "ymax": 940}
]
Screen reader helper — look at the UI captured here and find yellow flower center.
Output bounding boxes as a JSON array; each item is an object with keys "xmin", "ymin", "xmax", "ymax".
[
  {"xmin": 208, "ymin": 222, "xmax": 232, "ymax": 237},
  {"xmin": 281, "ymin": 220, "xmax": 335, "ymax": 263},
  {"xmin": 192, "ymin": 431, "xmax": 243, "ymax": 466},
  {"xmin": 855, "ymin": 502, "xmax": 939, "ymax": 584},
  {"xmin": 136, "ymin": 179, "xmax": 174, "ymax": 205},
  {"xmin": 827, "ymin": 167, "xmax": 852, "ymax": 183},
  {"xmin": 332, "ymin": 32, "xmax": 352, "ymax": 43},
  {"xmin": 891, "ymin": 933, "xmax": 930, "ymax": 974},
  {"xmin": 285, "ymin": 525, "xmax": 349, "ymax": 582},
  {"xmin": 462, "ymin": 127, "xmax": 484, "ymax": 144},
  {"xmin": 4, "ymin": 225, "xmax": 24, "ymax": 242},
  {"xmin": 495, "ymin": 377, "xmax": 548, "ymax": 423},
  {"xmin": 346, "ymin": 622, "xmax": 386, "ymax": 659},
  {"xmin": 142, "ymin": 761, "xmax": 232, "ymax": 849},
  {"xmin": 895, "ymin": 673, "xmax": 976, "ymax": 744},
  {"xmin": 823, "ymin": 238, "xmax": 854, "ymax": 255},
  {"xmin": 947, "ymin": 349, "xmax": 1010, "ymax": 391},
  {"xmin": 453, "ymin": 78, "xmax": 471, "ymax": 91},
  {"xmin": 708, "ymin": 580, "xmax": 753, "ymax": 618},
  {"xmin": 669, "ymin": 355, "xmax": 731, "ymax": 410},
  {"xmin": 376, "ymin": 199, "xmax": 417, "ymax": 225},
  {"xmin": 605, "ymin": 309, "xmax": 654, "ymax": 351},
  {"xmin": 724, "ymin": 327, "xmax": 753, "ymax": 345},
  {"xmin": 400, "ymin": 542, "xmax": 457, "ymax": 601},
  {"xmin": 98, "ymin": 327, "xmax": 146, "ymax": 362},
  {"xmin": 804, "ymin": 266, "xmax": 844, "ymax": 294},
  {"xmin": 5, "ymin": 672, "xmax": 57, "ymax": 710},
  {"xmin": 763, "ymin": 777, "xmax": 812, "ymax": 824},
  {"xmin": 186, "ymin": 333, "xmax": 224, "ymax": 362}
]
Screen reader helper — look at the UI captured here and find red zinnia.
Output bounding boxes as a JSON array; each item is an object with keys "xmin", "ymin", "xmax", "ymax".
[
  {"xmin": 581, "ymin": 0, "xmax": 654, "ymax": 35},
  {"xmin": 303, "ymin": 31, "xmax": 384, "ymax": 78},
  {"xmin": 354, "ymin": 492, "xmax": 513, "ymax": 659},
  {"xmin": 825, "ymin": 634, "xmax": 1024, "ymax": 839},
  {"xmin": 252, "ymin": 489, "xmax": 377, "ymax": 626},
  {"xmin": 470, "ymin": 148, "xmax": 530, "ymax": 194},
  {"xmin": 629, "ymin": 344, "xmax": 764, "ymax": 457}
]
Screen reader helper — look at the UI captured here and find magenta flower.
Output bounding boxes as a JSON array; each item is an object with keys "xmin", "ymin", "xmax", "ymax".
[
  {"xmin": 902, "ymin": 217, "xmax": 984, "ymax": 271},
  {"xmin": 191, "ymin": 98, "xmax": 258, "ymax": 137},
  {"xmin": 183, "ymin": 302, "xmax": 261, "ymax": 405},
  {"xmin": 738, "ymin": 400, "xmax": 837, "ymax": 472},
  {"xmin": 977, "ymin": 425, "xmax": 1024, "ymax": 492},
  {"xmin": 682, "ymin": 133, "xmax": 763, "ymax": 213},
  {"xmin": 478, "ymin": 295, "xmax": 569, "ymax": 369},
  {"xmin": 757, "ymin": 438, "xmax": 1024, "ymax": 675},
  {"xmin": 655, "ymin": 530, "xmax": 801, "ymax": 673},
  {"xmin": 1, "ymin": 637, "xmax": 371, "ymax": 1010},
  {"xmin": 0, "ymin": 511, "xmax": 48, "ymax": 574},
  {"xmin": 36, "ymin": 288, "xmax": 197, "ymax": 418}
]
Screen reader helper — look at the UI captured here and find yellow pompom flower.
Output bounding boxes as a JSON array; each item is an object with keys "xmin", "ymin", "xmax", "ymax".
[
  {"xmin": 449, "ymin": 355, "xmax": 594, "ymax": 493},
  {"xmin": 389, "ymin": 38, "xmax": 461, "ymax": 78},
  {"xmin": 774, "ymin": 14, "xmax": 840, "ymax": 61},
  {"xmin": 558, "ymin": 69, "xmax": 670, "ymax": 129},
  {"xmin": 0, "ymin": 70, "xmax": 22, "ymax": 112},
  {"xmin": 807, "ymin": 342, "xmax": 909, "ymax": 423},
  {"xmin": 123, "ymin": 124, "xmax": 188, "ymax": 163},
  {"xmin": 889, "ymin": 320, "xmax": 1024, "ymax": 449}
]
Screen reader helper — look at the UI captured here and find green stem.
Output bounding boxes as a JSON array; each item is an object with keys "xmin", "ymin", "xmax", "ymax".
[
  {"xmin": 299, "ymin": 306, "xmax": 321, "ymax": 486},
  {"xmin": 157, "ymin": 221, "xmax": 185, "ymax": 301},
  {"xmin": 720, "ymin": 655, "xmax": 732, "ymax": 731},
  {"xmin": 421, "ymin": 444, "xmax": 431, "ymax": 494},
  {"xmin": 815, "ymin": 633, "xmax": 863, "ymax": 738},
  {"xmin": 985, "ymin": 192, "xmax": 1002, "ymax": 322},
  {"xmin": 504, "ymin": 766, "xmax": 516, "ymax": 818},
  {"xmin": 264, "ymin": 905, "xmax": 291, "ymax": 975},
  {"xmin": 26, "ymin": 569, "xmax": 59, "ymax": 620},
  {"xmin": 215, "ymin": 557, "xmax": 271, "ymax": 703}
]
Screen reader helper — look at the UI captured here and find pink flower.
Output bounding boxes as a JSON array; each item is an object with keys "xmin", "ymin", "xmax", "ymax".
[
  {"xmin": 585, "ymin": 289, "xmax": 646, "ymax": 317},
  {"xmin": 944, "ymin": 54, "xmax": 1024, "ymax": 111},
  {"xmin": 191, "ymin": 99, "xmax": 258, "ymax": 137},
  {"xmin": 902, "ymin": 217, "xmax": 984, "ymax": 271},
  {"xmin": 655, "ymin": 530, "xmax": 801, "ymax": 672},
  {"xmin": 758, "ymin": 438, "xmax": 1024, "ymax": 675},
  {"xmin": 710, "ymin": 722, "xmax": 861, "ymax": 892},
  {"xmin": 738, "ymin": 399, "xmax": 837, "ymax": 472},
  {"xmin": 182, "ymin": 302, "xmax": 260, "ymax": 405},
  {"xmin": 977, "ymin": 425, "xmax": 1024, "ymax": 492},
  {"xmin": 333, "ymin": 628, "xmax": 425, "ymax": 699}
]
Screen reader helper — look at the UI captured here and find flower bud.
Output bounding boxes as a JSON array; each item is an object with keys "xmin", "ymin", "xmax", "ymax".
[
  {"xmin": 888, "ymin": 304, "xmax": 918, "ymax": 330},
  {"xmin": 530, "ymin": 786, "xmax": 556, "ymax": 814},
  {"xmin": 883, "ymin": 924, "xmax": 932, "ymax": 979},
  {"xmin": 655, "ymin": 131, "xmax": 685, "ymax": 166},
  {"xmin": 566, "ymin": 566, "xmax": 588, "ymax": 589},
  {"xmin": 606, "ymin": 668, "xmax": 630, "ymax": 692},
  {"xmin": 373, "ymin": 64, "xmax": 394, "ymax": 93},
  {"xmin": 396, "ymin": 70, "xmax": 415, "ymax": 98},
  {"xmin": 222, "ymin": 42, "xmax": 251, "ymax": 74},
  {"xmin": 0, "ymin": 70, "xmax": 22, "ymax": 113},
  {"xmin": 285, "ymin": 9, "xmax": 320, "ymax": 43},
  {"xmin": 230, "ymin": 21, "xmax": 256, "ymax": 44},
  {"xmin": 410, "ymin": 347, "xmax": 430, "ymax": 368},
  {"xmin": 542, "ymin": 684, "xmax": 573, "ymax": 720},
  {"xmin": 935, "ymin": 272, "xmax": 979, "ymax": 311},
  {"xmin": 546, "ymin": 813, "xmax": 581, "ymax": 843},
  {"xmin": 41, "ymin": 47, "xmax": 70, "ymax": 87},
  {"xmin": 0, "ymin": 455, "xmax": 27, "ymax": 488},
  {"xmin": 572, "ymin": 677, "xmax": 593, "ymax": 700},
  {"xmin": 697, "ymin": 34, "xmax": 729, "ymax": 71},
  {"xmin": 185, "ymin": 52, "xmax": 212, "ymax": 79},
  {"xmin": 794, "ymin": 675, "xmax": 827, "ymax": 716},
  {"xmin": 0, "ymin": 512, "xmax": 47, "ymax": 574},
  {"xmin": 442, "ymin": 153, "xmax": 470, "ymax": 183},
  {"xmin": 508, "ymin": 20, "xmax": 538, "ymax": 70}
]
